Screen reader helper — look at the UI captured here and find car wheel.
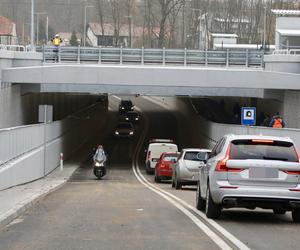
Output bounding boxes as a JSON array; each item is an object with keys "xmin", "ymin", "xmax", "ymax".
[
  {"xmin": 146, "ymin": 162, "xmax": 153, "ymax": 175},
  {"xmin": 205, "ymin": 185, "xmax": 221, "ymax": 219},
  {"xmin": 174, "ymin": 174, "xmax": 182, "ymax": 190},
  {"xmin": 154, "ymin": 171, "xmax": 161, "ymax": 183},
  {"xmin": 273, "ymin": 209, "xmax": 286, "ymax": 215},
  {"xmin": 196, "ymin": 181, "xmax": 206, "ymax": 211},
  {"xmin": 292, "ymin": 209, "xmax": 300, "ymax": 222}
]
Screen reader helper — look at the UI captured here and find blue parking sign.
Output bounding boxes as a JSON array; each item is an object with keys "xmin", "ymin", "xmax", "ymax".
[{"xmin": 241, "ymin": 107, "xmax": 256, "ymax": 126}]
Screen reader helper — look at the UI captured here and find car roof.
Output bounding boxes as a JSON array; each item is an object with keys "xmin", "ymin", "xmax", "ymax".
[
  {"xmin": 162, "ymin": 152, "xmax": 179, "ymax": 155},
  {"xmin": 149, "ymin": 143, "xmax": 177, "ymax": 147},
  {"xmin": 182, "ymin": 148, "xmax": 212, "ymax": 152},
  {"xmin": 225, "ymin": 134, "xmax": 293, "ymax": 143}
]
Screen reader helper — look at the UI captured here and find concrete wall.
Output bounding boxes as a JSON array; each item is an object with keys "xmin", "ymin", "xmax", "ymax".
[{"xmin": 0, "ymin": 103, "xmax": 108, "ymax": 191}]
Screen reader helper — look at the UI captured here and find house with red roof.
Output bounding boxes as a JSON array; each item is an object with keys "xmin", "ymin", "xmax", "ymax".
[{"xmin": 0, "ymin": 16, "xmax": 18, "ymax": 45}]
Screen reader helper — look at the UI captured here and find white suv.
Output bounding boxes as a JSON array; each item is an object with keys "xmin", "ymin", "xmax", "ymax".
[
  {"xmin": 145, "ymin": 139, "xmax": 178, "ymax": 174},
  {"xmin": 196, "ymin": 134, "xmax": 300, "ymax": 222}
]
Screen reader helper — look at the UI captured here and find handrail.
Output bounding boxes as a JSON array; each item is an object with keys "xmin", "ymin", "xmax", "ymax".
[
  {"xmin": 37, "ymin": 45, "xmax": 264, "ymax": 68},
  {"xmin": 0, "ymin": 44, "xmax": 26, "ymax": 52}
]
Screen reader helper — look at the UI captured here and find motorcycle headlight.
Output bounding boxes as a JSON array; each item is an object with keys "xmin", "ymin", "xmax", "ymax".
[
  {"xmin": 115, "ymin": 131, "xmax": 119, "ymax": 135},
  {"xmin": 95, "ymin": 162, "xmax": 101, "ymax": 167},
  {"xmin": 129, "ymin": 131, "xmax": 134, "ymax": 135}
]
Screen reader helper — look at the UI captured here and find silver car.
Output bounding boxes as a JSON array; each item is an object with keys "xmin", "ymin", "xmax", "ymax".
[
  {"xmin": 172, "ymin": 148, "xmax": 211, "ymax": 189},
  {"xmin": 196, "ymin": 134, "xmax": 300, "ymax": 222}
]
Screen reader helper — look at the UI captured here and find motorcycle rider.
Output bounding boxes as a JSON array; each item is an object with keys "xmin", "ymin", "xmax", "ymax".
[{"xmin": 93, "ymin": 145, "xmax": 107, "ymax": 164}]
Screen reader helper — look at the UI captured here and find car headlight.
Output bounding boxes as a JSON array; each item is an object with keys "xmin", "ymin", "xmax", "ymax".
[
  {"xmin": 121, "ymin": 107, "xmax": 125, "ymax": 110},
  {"xmin": 129, "ymin": 131, "xmax": 134, "ymax": 135},
  {"xmin": 135, "ymin": 117, "xmax": 139, "ymax": 120},
  {"xmin": 115, "ymin": 131, "xmax": 119, "ymax": 135},
  {"xmin": 126, "ymin": 117, "xmax": 129, "ymax": 120}
]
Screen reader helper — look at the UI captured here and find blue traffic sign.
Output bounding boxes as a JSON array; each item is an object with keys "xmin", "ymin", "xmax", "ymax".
[{"xmin": 241, "ymin": 107, "xmax": 256, "ymax": 126}]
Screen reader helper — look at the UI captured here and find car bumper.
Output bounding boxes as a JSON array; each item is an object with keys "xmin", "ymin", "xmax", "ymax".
[
  {"xmin": 178, "ymin": 169, "xmax": 199, "ymax": 183},
  {"xmin": 211, "ymin": 181, "xmax": 300, "ymax": 209},
  {"xmin": 157, "ymin": 169, "xmax": 172, "ymax": 177}
]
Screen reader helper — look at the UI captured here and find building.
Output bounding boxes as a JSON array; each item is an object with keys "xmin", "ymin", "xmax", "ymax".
[
  {"xmin": 0, "ymin": 16, "xmax": 18, "ymax": 45},
  {"xmin": 57, "ymin": 32, "xmax": 82, "ymax": 46},
  {"xmin": 271, "ymin": 9, "xmax": 300, "ymax": 50}
]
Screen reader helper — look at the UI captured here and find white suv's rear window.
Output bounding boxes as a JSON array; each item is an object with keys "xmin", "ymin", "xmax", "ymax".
[{"xmin": 230, "ymin": 140, "xmax": 298, "ymax": 162}]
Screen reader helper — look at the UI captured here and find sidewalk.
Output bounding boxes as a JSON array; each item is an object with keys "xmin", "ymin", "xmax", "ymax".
[{"xmin": 0, "ymin": 162, "xmax": 78, "ymax": 229}]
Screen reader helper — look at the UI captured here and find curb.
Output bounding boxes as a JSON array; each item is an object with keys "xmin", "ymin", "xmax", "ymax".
[{"xmin": 0, "ymin": 179, "xmax": 67, "ymax": 229}]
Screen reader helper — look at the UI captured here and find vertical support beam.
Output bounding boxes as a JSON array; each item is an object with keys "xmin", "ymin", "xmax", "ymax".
[
  {"xmin": 77, "ymin": 45, "xmax": 80, "ymax": 64},
  {"xmin": 30, "ymin": 0, "xmax": 35, "ymax": 50},
  {"xmin": 58, "ymin": 46, "xmax": 61, "ymax": 63},
  {"xmin": 141, "ymin": 47, "xmax": 144, "ymax": 65},
  {"xmin": 120, "ymin": 46, "xmax": 123, "ymax": 65},
  {"xmin": 163, "ymin": 47, "xmax": 166, "ymax": 66},
  {"xmin": 184, "ymin": 48, "xmax": 187, "ymax": 66},
  {"xmin": 42, "ymin": 44, "xmax": 45, "ymax": 62},
  {"xmin": 226, "ymin": 49, "xmax": 229, "ymax": 67},
  {"xmin": 205, "ymin": 49, "xmax": 208, "ymax": 66},
  {"xmin": 261, "ymin": 52, "xmax": 264, "ymax": 68},
  {"xmin": 98, "ymin": 46, "xmax": 102, "ymax": 64},
  {"xmin": 246, "ymin": 49, "xmax": 249, "ymax": 67}
]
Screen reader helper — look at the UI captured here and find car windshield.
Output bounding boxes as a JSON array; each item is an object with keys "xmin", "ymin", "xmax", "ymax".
[
  {"xmin": 230, "ymin": 140, "xmax": 298, "ymax": 162},
  {"xmin": 163, "ymin": 154, "xmax": 178, "ymax": 162},
  {"xmin": 117, "ymin": 123, "xmax": 132, "ymax": 129},
  {"xmin": 184, "ymin": 151, "xmax": 208, "ymax": 161},
  {"xmin": 121, "ymin": 101, "xmax": 132, "ymax": 107}
]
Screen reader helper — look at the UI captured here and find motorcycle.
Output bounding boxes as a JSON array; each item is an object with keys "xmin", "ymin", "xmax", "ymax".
[{"xmin": 93, "ymin": 160, "xmax": 106, "ymax": 179}]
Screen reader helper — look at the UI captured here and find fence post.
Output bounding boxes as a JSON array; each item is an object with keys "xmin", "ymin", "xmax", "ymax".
[
  {"xmin": 226, "ymin": 49, "xmax": 229, "ymax": 67},
  {"xmin": 120, "ymin": 46, "xmax": 123, "ymax": 65},
  {"xmin": 246, "ymin": 49, "xmax": 249, "ymax": 67},
  {"xmin": 42, "ymin": 44, "xmax": 46, "ymax": 63},
  {"xmin": 77, "ymin": 45, "xmax": 80, "ymax": 64},
  {"xmin": 98, "ymin": 46, "xmax": 102, "ymax": 64},
  {"xmin": 260, "ymin": 52, "xmax": 264, "ymax": 68},
  {"xmin": 184, "ymin": 48, "xmax": 187, "ymax": 66},
  {"xmin": 58, "ymin": 46, "xmax": 61, "ymax": 63},
  {"xmin": 141, "ymin": 47, "xmax": 144, "ymax": 65},
  {"xmin": 163, "ymin": 47, "xmax": 166, "ymax": 66},
  {"xmin": 205, "ymin": 49, "xmax": 208, "ymax": 66}
]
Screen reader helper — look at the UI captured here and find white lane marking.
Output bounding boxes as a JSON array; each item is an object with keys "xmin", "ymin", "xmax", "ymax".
[
  {"xmin": 132, "ymin": 166, "xmax": 232, "ymax": 250},
  {"xmin": 136, "ymin": 166, "xmax": 250, "ymax": 250},
  {"xmin": 133, "ymin": 100, "xmax": 250, "ymax": 250}
]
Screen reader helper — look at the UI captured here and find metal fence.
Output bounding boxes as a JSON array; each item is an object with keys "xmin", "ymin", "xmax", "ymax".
[{"xmin": 36, "ymin": 46, "xmax": 264, "ymax": 67}]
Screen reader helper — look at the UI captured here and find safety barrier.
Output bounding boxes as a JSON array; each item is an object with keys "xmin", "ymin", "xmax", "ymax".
[
  {"xmin": 0, "ymin": 44, "xmax": 26, "ymax": 52},
  {"xmin": 273, "ymin": 49, "xmax": 300, "ymax": 55},
  {"xmin": 37, "ymin": 46, "xmax": 264, "ymax": 67}
]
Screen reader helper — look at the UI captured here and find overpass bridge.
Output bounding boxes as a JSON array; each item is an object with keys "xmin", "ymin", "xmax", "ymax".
[{"xmin": 1, "ymin": 46, "xmax": 300, "ymax": 99}]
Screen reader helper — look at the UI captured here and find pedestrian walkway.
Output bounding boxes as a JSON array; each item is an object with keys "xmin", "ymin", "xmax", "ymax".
[{"xmin": 0, "ymin": 162, "xmax": 78, "ymax": 228}]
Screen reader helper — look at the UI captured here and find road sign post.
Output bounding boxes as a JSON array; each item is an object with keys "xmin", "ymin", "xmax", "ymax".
[{"xmin": 241, "ymin": 107, "xmax": 256, "ymax": 126}]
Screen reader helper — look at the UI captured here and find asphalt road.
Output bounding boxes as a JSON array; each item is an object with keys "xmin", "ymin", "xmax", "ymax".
[{"xmin": 0, "ymin": 96, "xmax": 299, "ymax": 250}]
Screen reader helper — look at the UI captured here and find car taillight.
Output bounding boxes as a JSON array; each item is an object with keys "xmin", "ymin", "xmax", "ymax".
[
  {"xmin": 283, "ymin": 170, "xmax": 300, "ymax": 175},
  {"xmin": 215, "ymin": 145, "xmax": 244, "ymax": 172},
  {"xmin": 147, "ymin": 151, "xmax": 151, "ymax": 161}
]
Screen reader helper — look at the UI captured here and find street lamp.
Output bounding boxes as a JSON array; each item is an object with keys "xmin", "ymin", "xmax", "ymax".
[
  {"xmin": 83, "ymin": 5, "xmax": 94, "ymax": 47},
  {"xmin": 263, "ymin": 6, "xmax": 267, "ymax": 49}
]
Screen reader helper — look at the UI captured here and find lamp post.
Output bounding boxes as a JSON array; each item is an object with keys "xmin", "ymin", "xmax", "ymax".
[
  {"xmin": 263, "ymin": 6, "xmax": 267, "ymax": 49},
  {"xmin": 83, "ymin": 5, "xmax": 94, "ymax": 47},
  {"xmin": 30, "ymin": 0, "xmax": 34, "ymax": 50}
]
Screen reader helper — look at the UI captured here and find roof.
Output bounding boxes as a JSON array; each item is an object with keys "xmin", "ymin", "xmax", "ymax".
[
  {"xmin": 58, "ymin": 32, "xmax": 82, "ymax": 40},
  {"xmin": 0, "ymin": 16, "xmax": 15, "ymax": 36},
  {"xmin": 276, "ymin": 29, "xmax": 300, "ymax": 36},
  {"xmin": 211, "ymin": 33, "xmax": 238, "ymax": 38},
  {"xmin": 182, "ymin": 148, "xmax": 212, "ymax": 152},
  {"xmin": 271, "ymin": 9, "xmax": 300, "ymax": 16}
]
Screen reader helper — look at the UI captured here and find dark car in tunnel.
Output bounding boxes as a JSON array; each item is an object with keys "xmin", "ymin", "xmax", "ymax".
[
  {"xmin": 119, "ymin": 100, "xmax": 134, "ymax": 114},
  {"xmin": 114, "ymin": 122, "xmax": 134, "ymax": 138}
]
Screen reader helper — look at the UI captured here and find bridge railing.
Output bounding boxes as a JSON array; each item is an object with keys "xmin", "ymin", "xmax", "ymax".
[{"xmin": 37, "ymin": 46, "xmax": 264, "ymax": 67}]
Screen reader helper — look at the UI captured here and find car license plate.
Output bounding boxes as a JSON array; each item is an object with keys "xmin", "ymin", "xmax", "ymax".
[{"xmin": 249, "ymin": 168, "xmax": 278, "ymax": 178}]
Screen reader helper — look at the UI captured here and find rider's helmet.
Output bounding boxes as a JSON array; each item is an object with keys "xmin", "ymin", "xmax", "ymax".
[{"xmin": 55, "ymin": 34, "xmax": 59, "ymax": 38}]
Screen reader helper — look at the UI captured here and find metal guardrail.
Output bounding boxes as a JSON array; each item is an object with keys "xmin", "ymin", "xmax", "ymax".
[
  {"xmin": 36, "ymin": 46, "xmax": 264, "ymax": 67},
  {"xmin": 0, "ymin": 44, "xmax": 26, "ymax": 52},
  {"xmin": 272, "ymin": 49, "xmax": 300, "ymax": 55}
]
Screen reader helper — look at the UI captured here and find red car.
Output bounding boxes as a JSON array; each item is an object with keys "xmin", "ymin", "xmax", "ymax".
[{"xmin": 154, "ymin": 152, "xmax": 179, "ymax": 183}]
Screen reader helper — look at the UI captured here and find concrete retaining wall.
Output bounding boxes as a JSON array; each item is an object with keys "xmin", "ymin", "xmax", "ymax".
[{"xmin": 0, "ymin": 104, "xmax": 108, "ymax": 191}]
